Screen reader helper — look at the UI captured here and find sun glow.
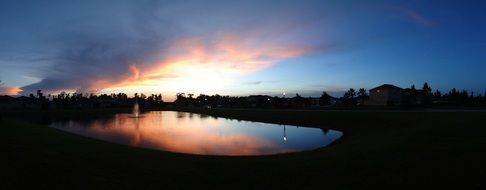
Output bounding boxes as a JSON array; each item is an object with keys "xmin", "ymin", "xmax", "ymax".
[{"xmin": 99, "ymin": 34, "xmax": 312, "ymax": 99}]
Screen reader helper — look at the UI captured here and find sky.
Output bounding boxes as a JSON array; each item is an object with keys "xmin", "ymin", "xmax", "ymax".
[{"xmin": 0, "ymin": 0, "xmax": 485, "ymax": 100}]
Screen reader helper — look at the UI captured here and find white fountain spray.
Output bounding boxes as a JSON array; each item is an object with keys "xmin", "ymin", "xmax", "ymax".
[{"xmin": 133, "ymin": 98, "xmax": 140, "ymax": 117}]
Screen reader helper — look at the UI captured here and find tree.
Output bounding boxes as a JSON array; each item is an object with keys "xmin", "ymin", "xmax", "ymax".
[
  {"xmin": 408, "ymin": 84, "xmax": 418, "ymax": 104},
  {"xmin": 175, "ymin": 93, "xmax": 187, "ymax": 105},
  {"xmin": 358, "ymin": 88, "xmax": 368, "ymax": 98},
  {"xmin": 176, "ymin": 93, "xmax": 186, "ymax": 99},
  {"xmin": 343, "ymin": 88, "xmax": 357, "ymax": 105},
  {"xmin": 343, "ymin": 88, "xmax": 356, "ymax": 99},
  {"xmin": 433, "ymin": 90, "xmax": 442, "ymax": 100},
  {"xmin": 422, "ymin": 82, "xmax": 432, "ymax": 105},
  {"xmin": 320, "ymin": 91, "xmax": 331, "ymax": 105},
  {"xmin": 293, "ymin": 93, "xmax": 304, "ymax": 106},
  {"xmin": 422, "ymin": 82, "xmax": 432, "ymax": 94},
  {"xmin": 356, "ymin": 88, "xmax": 368, "ymax": 105},
  {"xmin": 37, "ymin": 90, "xmax": 44, "ymax": 99}
]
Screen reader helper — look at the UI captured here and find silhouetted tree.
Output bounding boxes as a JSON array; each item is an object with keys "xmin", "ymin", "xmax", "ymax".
[
  {"xmin": 342, "ymin": 88, "xmax": 357, "ymax": 105},
  {"xmin": 358, "ymin": 88, "xmax": 368, "ymax": 98},
  {"xmin": 320, "ymin": 91, "xmax": 331, "ymax": 105},
  {"xmin": 433, "ymin": 90, "xmax": 441, "ymax": 100},
  {"xmin": 408, "ymin": 84, "xmax": 418, "ymax": 104},
  {"xmin": 343, "ymin": 88, "xmax": 356, "ymax": 99},
  {"xmin": 37, "ymin": 90, "xmax": 44, "ymax": 99},
  {"xmin": 293, "ymin": 93, "xmax": 304, "ymax": 106},
  {"xmin": 176, "ymin": 93, "xmax": 186, "ymax": 99},
  {"xmin": 356, "ymin": 88, "xmax": 368, "ymax": 105},
  {"xmin": 422, "ymin": 82, "xmax": 432, "ymax": 105}
]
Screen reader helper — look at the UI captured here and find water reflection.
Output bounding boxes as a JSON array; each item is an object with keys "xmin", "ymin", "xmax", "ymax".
[{"xmin": 50, "ymin": 111, "xmax": 343, "ymax": 156}]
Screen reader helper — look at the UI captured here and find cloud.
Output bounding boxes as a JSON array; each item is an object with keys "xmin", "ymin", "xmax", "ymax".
[
  {"xmin": 243, "ymin": 81, "xmax": 263, "ymax": 85},
  {"xmin": 19, "ymin": 1, "xmax": 319, "ymax": 95},
  {"xmin": 400, "ymin": 7, "xmax": 435, "ymax": 27},
  {"xmin": 382, "ymin": 5, "xmax": 436, "ymax": 28},
  {"xmin": 0, "ymin": 85, "xmax": 21, "ymax": 95}
]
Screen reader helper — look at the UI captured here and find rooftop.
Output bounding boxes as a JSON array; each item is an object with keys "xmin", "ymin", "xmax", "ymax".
[{"xmin": 370, "ymin": 84, "xmax": 403, "ymax": 91}]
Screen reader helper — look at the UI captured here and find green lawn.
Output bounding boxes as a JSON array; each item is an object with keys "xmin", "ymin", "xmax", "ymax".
[{"xmin": 1, "ymin": 108, "xmax": 485, "ymax": 189}]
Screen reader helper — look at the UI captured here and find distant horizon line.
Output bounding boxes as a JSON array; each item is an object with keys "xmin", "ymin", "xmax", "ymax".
[{"xmin": 3, "ymin": 84, "xmax": 485, "ymax": 100}]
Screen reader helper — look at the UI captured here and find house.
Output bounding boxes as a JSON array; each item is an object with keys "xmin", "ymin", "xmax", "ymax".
[
  {"xmin": 366, "ymin": 84, "xmax": 426, "ymax": 106},
  {"xmin": 367, "ymin": 84, "xmax": 404, "ymax": 106}
]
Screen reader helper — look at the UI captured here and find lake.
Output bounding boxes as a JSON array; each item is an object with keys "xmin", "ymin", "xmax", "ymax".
[{"xmin": 49, "ymin": 111, "xmax": 343, "ymax": 156}]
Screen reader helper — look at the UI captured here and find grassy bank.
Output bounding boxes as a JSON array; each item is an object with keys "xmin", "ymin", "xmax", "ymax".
[{"xmin": 1, "ymin": 108, "xmax": 486, "ymax": 189}]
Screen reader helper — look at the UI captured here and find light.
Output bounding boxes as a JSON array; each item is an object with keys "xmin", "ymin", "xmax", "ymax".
[{"xmin": 283, "ymin": 125, "xmax": 287, "ymax": 141}]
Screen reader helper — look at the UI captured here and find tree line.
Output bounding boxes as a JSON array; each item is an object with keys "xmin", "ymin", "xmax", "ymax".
[
  {"xmin": 339, "ymin": 82, "xmax": 486, "ymax": 106},
  {"xmin": 1, "ymin": 82, "xmax": 485, "ymax": 109},
  {"xmin": 2, "ymin": 91, "xmax": 164, "ymax": 109}
]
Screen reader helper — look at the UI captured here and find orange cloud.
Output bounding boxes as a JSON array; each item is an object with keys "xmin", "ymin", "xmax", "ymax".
[
  {"xmin": 0, "ymin": 86, "xmax": 22, "ymax": 96},
  {"xmin": 101, "ymin": 33, "xmax": 313, "ymax": 95}
]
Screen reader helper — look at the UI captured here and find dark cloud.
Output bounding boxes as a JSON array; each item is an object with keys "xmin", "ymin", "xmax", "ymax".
[{"xmin": 19, "ymin": 1, "xmax": 177, "ymax": 94}]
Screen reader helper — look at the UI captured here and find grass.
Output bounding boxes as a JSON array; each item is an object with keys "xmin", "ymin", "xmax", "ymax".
[{"xmin": 1, "ymin": 108, "xmax": 486, "ymax": 189}]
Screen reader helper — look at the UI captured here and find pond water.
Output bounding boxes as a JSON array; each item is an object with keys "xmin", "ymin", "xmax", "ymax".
[{"xmin": 49, "ymin": 111, "xmax": 343, "ymax": 156}]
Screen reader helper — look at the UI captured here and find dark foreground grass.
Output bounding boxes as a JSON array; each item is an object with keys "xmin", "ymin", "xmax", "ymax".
[{"xmin": 1, "ymin": 108, "xmax": 486, "ymax": 189}]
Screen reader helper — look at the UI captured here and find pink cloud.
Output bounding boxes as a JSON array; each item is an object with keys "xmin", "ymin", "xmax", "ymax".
[
  {"xmin": 21, "ymin": 19, "xmax": 320, "ymax": 96},
  {"xmin": 0, "ymin": 86, "xmax": 21, "ymax": 96},
  {"xmin": 104, "ymin": 31, "xmax": 316, "ymax": 92}
]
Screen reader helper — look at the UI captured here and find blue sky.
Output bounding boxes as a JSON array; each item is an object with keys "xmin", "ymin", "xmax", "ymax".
[{"xmin": 0, "ymin": 0, "xmax": 485, "ymax": 99}]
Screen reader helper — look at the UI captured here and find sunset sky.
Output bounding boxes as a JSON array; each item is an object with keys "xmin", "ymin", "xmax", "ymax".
[{"xmin": 1, "ymin": 0, "xmax": 485, "ymax": 100}]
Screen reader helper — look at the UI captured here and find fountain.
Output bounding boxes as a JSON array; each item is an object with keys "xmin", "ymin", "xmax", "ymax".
[{"xmin": 133, "ymin": 99, "xmax": 140, "ymax": 117}]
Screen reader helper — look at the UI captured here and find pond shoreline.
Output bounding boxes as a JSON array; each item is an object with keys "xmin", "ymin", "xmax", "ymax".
[
  {"xmin": 49, "ymin": 111, "xmax": 343, "ymax": 156},
  {"xmin": 1, "ymin": 108, "xmax": 486, "ymax": 189}
]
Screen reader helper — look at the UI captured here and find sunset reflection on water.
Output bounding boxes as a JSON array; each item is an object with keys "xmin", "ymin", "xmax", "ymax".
[{"xmin": 50, "ymin": 111, "xmax": 342, "ymax": 156}]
